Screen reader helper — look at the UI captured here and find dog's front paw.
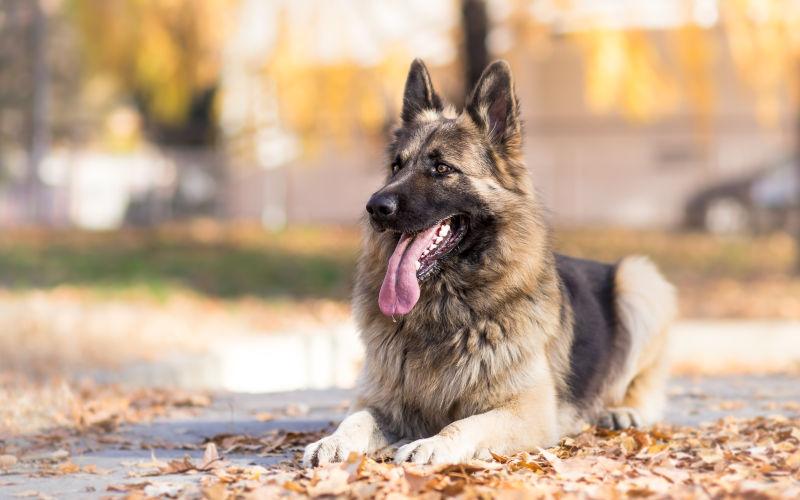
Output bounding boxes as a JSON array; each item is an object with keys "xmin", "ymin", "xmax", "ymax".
[
  {"xmin": 394, "ymin": 436, "xmax": 472, "ymax": 465},
  {"xmin": 303, "ymin": 434, "xmax": 360, "ymax": 467},
  {"xmin": 597, "ymin": 407, "xmax": 642, "ymax": 430}
]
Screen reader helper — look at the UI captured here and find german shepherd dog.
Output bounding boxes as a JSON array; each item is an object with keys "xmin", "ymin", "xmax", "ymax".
[{"xmin": 304, "ymin": 60, "xmax": 676, "ymax": 466}]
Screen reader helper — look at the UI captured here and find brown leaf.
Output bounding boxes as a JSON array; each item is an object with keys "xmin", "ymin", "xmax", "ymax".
[
  {"xmin": 343, "ymin": 452, "xmax": 367, "ymax": 481},
  {"xmin": 202, "ymin": 483, "xmax": 229, "ymax": 500},
  {"xmin": 306, "ymin": 467, "xmax": 349, "ymax": 496},
  {"xmin": 490, "ymin": 451, "xmax": 510, "ymax": 463},
  {"xmin": 621, "ymin": 435, "xmax": 639, "ymax": 455},
  {"xmin": 80, "ymin": 464, "xmax": 110, "ymax": 475},
  {"xmin": 282, "ymin": 481, "xmax": 306, "ymax": 494},
  {"xmin": 404, "ymin": 469, "xmax": 435, "ymax": 494},
  {"xmin": 537, "ymin": 448, "xmax": 563, "ymax": 472},
  {"xmin": 786, "ymin": 452, "xmax": 800, "ymax": 469},
  {"xmin": 199, "ymin": 443, "xmax": 223, "ymax": 471},
  {"xmin": 0, "ymin": 455, "xmax": 18, "ymax": 468},
  {"xmin": 160, "ymin": 456, "xmax": 196, "ymax": 474},
  {"xmin": 56, "ymin": 461, "xmax": 81, "ymax": 474},
  {"xmin": 106, "ymin": 481, "xmax": 152, "ymax": 492}
]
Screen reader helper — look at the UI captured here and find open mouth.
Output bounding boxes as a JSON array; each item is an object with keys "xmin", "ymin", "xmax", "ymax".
[{"xmin": 378, "ymin": 215, "xmax": 468, "ymax": 317}]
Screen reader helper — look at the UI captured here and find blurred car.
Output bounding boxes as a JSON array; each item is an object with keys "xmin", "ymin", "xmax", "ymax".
[{"xmin": 684, "ymin": 158, "xmax": 800, "ymax": 234}]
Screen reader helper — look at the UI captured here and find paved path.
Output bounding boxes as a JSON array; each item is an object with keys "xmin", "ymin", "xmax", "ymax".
[{"xmin": 2, "ymin": 376, "xmax": 799, "ymax": 499}]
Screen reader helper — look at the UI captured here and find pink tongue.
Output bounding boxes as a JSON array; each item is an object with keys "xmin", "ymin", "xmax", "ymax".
[{"xmin": 378, "ymin": 225, "xmax": 441, "ymax": 317}]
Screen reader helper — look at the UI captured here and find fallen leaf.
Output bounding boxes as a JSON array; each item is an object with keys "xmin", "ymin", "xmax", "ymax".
[
  {"xmin": 306, "ymin": 467, "xmax": 350, "ymax": 496},
  {"xmin": 537, "ymin": 447, "xmax": 563, "ymax": 472},
  {"xmin": 255, "ymin": 412, "xmax": 275, "ymax": 422},
  {"xmin": 282, "ymin": 481, "xmax": 306, "ymax": 494},
  {"xmin": 107, "ymin": 481, "xmax": 152, "ymax": 493},
  {"xmin": 160, "ymin": 456, "xmax": 196, "ymax": 474},
  {"xmin": 490, "ymin": 451, "xmax": 509, "ymax": 463},
  {"xmin": 621, "ymin": 434, "xmax": 639, "ymax": 455},
  {"xmin": 404, "ymin": 469, "xmax": 434, "ymax": 494},
  {"xmin": 199, "ymin": 443, "xmax": 223, "ymax": 471},
  {"xmin": 56, "ymin": 461, "xmax": 80, "ymax": 474}
]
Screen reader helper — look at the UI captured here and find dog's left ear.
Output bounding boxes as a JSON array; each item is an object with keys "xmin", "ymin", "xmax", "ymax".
[
  {"xmin": 465, "ymin": 60, "xmax": 521, "ymax": 155},
  {"xmin": 401, "ymin": 59, "xmax": 444, "ymax": 123}
]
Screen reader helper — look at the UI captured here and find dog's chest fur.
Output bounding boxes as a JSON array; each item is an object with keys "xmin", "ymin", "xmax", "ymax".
[{"xmin": 356, "ymin": 283, "xmax": 544, "ymax": 439}]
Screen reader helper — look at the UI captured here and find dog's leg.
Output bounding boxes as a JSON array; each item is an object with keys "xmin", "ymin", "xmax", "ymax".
[
  {"xmin": 603, "ymin": 348, "xmax": 670, "ymax": 426},
  {"xmin": 598, "ymin": 358, "xmax": 669, "ymax": 429},
  {"xmin": 599, "ymin": 256, "xmax": 675, "ymax": 430},
  {"xmin": 395, "ymin": 386, "xmax": 559, "ymax": 465},
  {"xmin": 303, "ymin": 409, "xmax": 391, "ymax": 467}
]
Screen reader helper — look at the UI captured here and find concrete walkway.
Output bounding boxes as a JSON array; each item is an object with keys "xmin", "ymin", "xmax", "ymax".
[
  {"xmin": 1, "ymin": 375, "xmax": 798, "ymax": 499},
  {"xmin": 84, "ymin": 319, "xmax": 800, "ymax": 393}
]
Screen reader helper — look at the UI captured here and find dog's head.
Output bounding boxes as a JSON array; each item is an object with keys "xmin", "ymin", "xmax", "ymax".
[{"xmin": 367, "ymin": 59, "xmax": 535, "ymax": 317}]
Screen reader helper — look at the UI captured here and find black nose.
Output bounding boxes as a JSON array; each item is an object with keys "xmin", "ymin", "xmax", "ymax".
[{"xmin": 366, "ymin": 192, "xmax": 399, "ymax": 221}]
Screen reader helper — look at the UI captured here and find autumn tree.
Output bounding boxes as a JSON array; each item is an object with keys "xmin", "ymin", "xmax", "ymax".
[
  {"xmin": 502, "ymin": 0, "xmax": 800, "ymax": 270},
  {"xmin": 69, "ymin": 0, "xmax": 237, "ymax": 144}
]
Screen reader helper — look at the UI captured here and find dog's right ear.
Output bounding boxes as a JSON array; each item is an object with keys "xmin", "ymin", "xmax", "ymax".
[
  {"xmin": 401, "ymin": 59, "xmax": 443, "ymax": 123},
  {"xmin": 465, "ymin": 60, "xmax": 520, "ymax": 155}
]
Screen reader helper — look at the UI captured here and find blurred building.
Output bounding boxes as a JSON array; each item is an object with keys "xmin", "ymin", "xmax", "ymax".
[
  {"xmin": 0, "ymin": 0, "xmax": 795, "ymax": 229},
  {"xmin": 223, "ymin": 33, "xmax": 793, "ymax": 228}
]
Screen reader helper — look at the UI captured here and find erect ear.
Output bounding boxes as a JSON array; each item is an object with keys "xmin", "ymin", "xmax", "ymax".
[
  {"xmin": 401, "ymin": 59, "xmax": 443, "ymax": 123},
  {"xmin": 465, "ymin": 60, "xmax": 521, "ymax": 153}
]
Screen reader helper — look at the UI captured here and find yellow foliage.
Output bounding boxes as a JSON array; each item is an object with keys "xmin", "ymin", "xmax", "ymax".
[
  {"xmin": 71, "ymin": 0, "xmax": 238, "ymax": 125},
  {"xmin": 673, "ymin": 25, "xmax": 716, "ymax": 135},
  {"xmin": 576, "ymin": 29, "xmax": 678, "ymax": 122},
  {"xmin": 68, "ymin": 0, "xmax": 800, "ymax": 154},
  {"xmin": 264, "ymin": 27, "xmax": 414, "ymax": 156},
  {"xmin": 721, "ymin": 0, "xmax": 800, "ymax": 127}
]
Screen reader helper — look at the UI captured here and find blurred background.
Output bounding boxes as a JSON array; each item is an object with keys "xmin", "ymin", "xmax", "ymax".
[{"xmin": 2, "ymin": 0, "xmax": 800, "ymax": 431}]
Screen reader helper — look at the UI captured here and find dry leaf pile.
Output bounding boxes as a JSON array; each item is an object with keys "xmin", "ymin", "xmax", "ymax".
[
  {"xmin": 201, "ymin": 428, "xmax": 334, "ymax": 457},
  {"xmin": 0, "ymin": 379, "xmax": 212, "ymax": 468},
  {"xmin": 96, "ymin": 415, "xmax": 800, "ymax": 499}
]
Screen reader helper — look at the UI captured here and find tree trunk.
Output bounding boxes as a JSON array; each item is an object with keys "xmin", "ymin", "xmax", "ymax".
[
  {"xmin": 26, "ymin": 0, "xmax": 49, "ymax": 225},
  {"xmin": 461, "ymin": 0, "xmax": 490, "ymax": 97},
  {"xmin": 795, "ymin": 125, "xmax": 800, "ymax": 274}
]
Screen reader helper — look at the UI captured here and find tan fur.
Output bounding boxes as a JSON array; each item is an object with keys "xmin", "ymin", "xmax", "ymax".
[
  {"xmin": 603, "ymin": 256, "xmax": 677, "ymax": 424},
  {"xmin": 303, "ymin": 61, "xmax": 675, "ymax": 467}
]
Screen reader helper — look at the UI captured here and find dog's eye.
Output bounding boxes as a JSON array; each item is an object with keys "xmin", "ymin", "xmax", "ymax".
[
  {"xmin": 391, "ymin": 156, "xmax": 403, "ymax": 174},
  {"xmin": 434, "ymin": 163, "xmax": 451, "ymax": 175}
]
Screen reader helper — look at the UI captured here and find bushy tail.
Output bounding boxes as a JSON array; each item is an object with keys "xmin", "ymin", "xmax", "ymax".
[
  {"xmin": 615, "ymin": 256, "xmax": 677, "ymax": 349},
  {"xmin": 609, "ymin": 256, "xmax": 677, "ymax": 423}
]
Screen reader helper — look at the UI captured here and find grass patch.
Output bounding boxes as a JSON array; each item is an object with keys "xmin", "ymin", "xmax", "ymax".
[
  {"xmin": 554, "ymin": 228, "xmax": 797, "ymax": 281},
  {"xmin": 0, "ymin": 224, "xmax": 360, "ymax": 300},
  {"xmin": 1, "ymin": 224, "xmax": 797, "ymax": 318}
]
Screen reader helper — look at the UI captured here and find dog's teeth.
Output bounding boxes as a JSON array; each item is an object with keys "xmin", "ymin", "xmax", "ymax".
[
  {"xmin": 434, "ymin": 236, "xmax": 443, "ymax": 244},
  {"xmin": 415, "ymin": 261, "xmax": 421, "ymax": 271},
  {"xmin": 430, "ymin": 243, "xmax": 437, "ymax": 249},
  {"xmin": 439, "ymin": 225, "xmax": 450, "ymax": 236}
]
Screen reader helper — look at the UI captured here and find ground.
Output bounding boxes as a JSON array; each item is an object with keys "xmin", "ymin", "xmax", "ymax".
[
  {"xmin": 1, "ymin": 225, "xmax": 799, "ymax": 498},
  {"xmin": 0, "ymin": 375, "xmax": 798, "ymax": 499}
]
